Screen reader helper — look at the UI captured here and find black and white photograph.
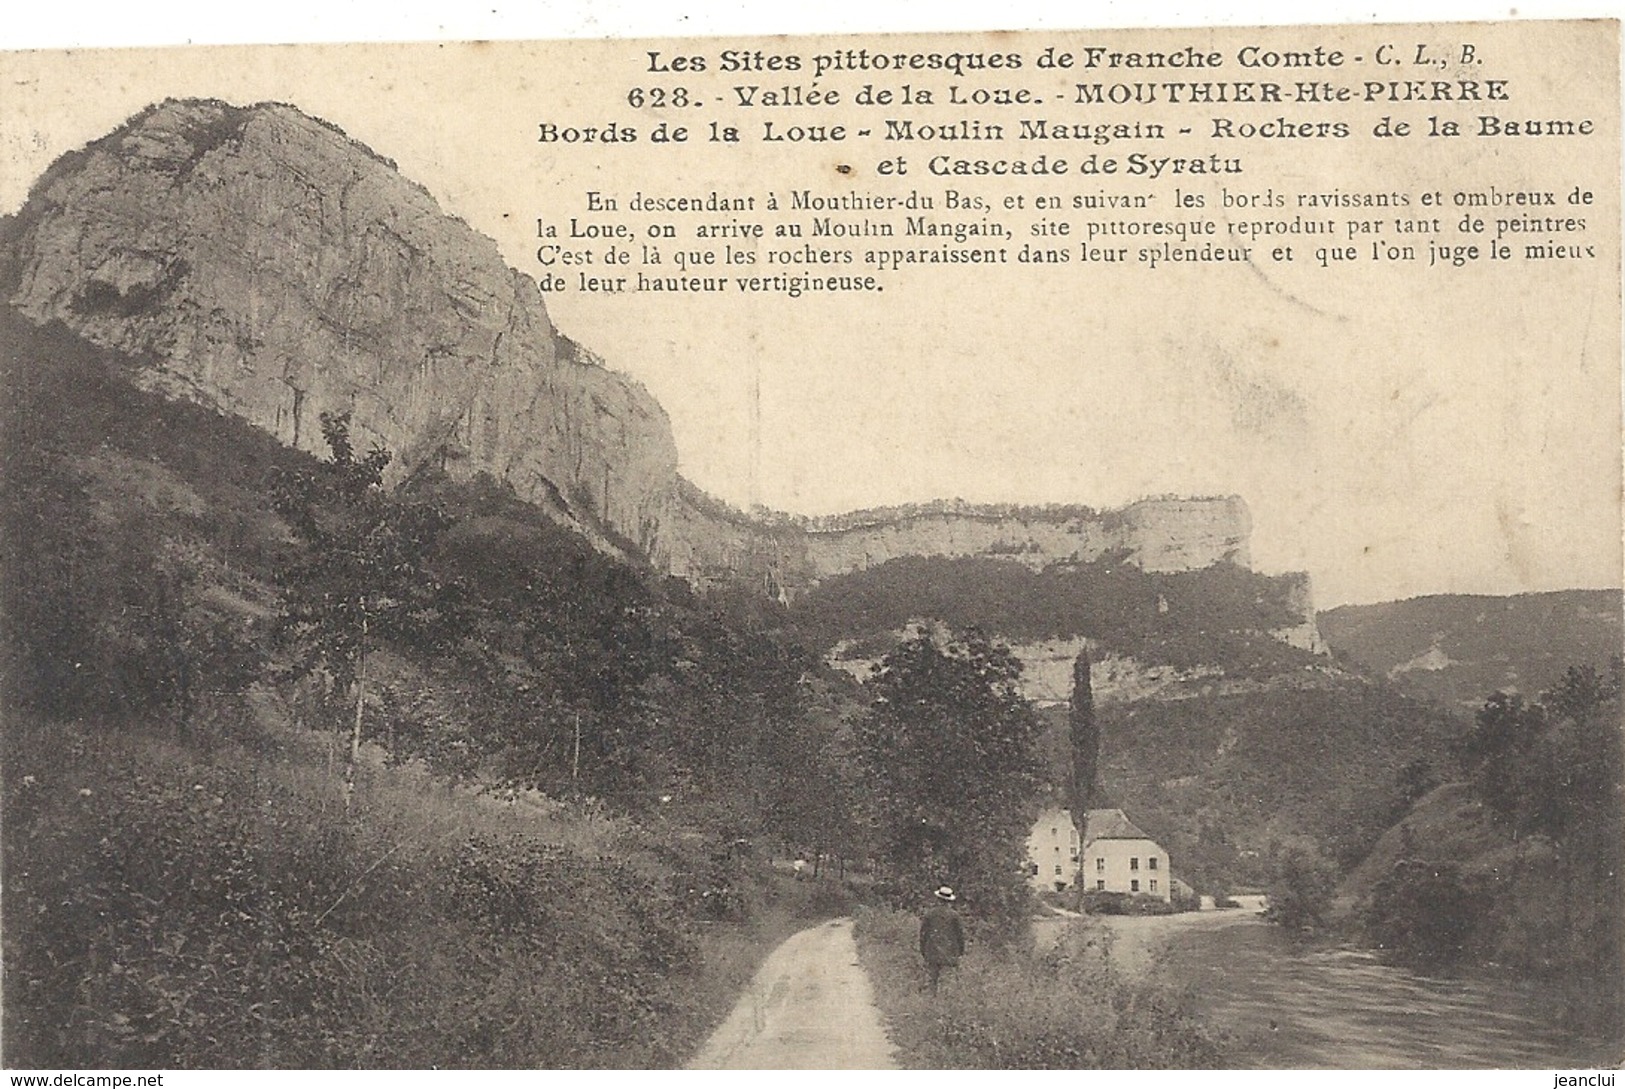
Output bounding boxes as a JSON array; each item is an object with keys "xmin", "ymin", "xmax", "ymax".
[{"xmin": 0, "ymin": 11, "xmax": 1619, "ymax": 1072}]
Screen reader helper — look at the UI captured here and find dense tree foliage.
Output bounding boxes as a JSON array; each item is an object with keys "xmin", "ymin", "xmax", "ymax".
[
  {"xmin": 857, "ymin": 626, "xmax": 1041, "ymax": 935},
  {"xmin": 1095, "ymin": 679, "xmax": 1455, "ymax": 892},
  {"xmin": 1465, "ymin": 664, "xmax": 1622, "ymax": 990},
  {"xmin": 1320, "ymin": 591, "xmax": 1622, "ymax": 710},
  {"xmin": 793, "ymin": 553, "xmax": 1316, "ymax": 675},
  {"xmin": 408, "ymin": 476, "xmax": 865, "ymax": 833},
  {"xmin": 273, "ymin": 413, "xmax": 461, "ymax": 803},
  {"xmin": 1461, "ymin": 661, "xmax": 1622, "ymax": 841},
  {"xmin": 0, "ymin": 311, "xmax": 873, "ymax": 847},
  {"xmin": 1359, "ymin": 660, "xmax": 1622, "ymax": 991},
  {"xmin": 1393, "ymin": 758, "xmax": 1440, "ymax": 814},
  {"xmin": 1363, "ymin": 858, "xmax": 1477, "ymax": 964}
]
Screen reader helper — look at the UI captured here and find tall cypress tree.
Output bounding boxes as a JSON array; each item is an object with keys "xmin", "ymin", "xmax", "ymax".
[{"xmin": 1069, "ymin": 643, "xmax": 1099, "ymax": 819}]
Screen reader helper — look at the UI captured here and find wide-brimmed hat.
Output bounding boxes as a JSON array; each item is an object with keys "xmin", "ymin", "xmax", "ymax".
[{"xmin": 934, "ymin": 886, "xmax": 956, "ymax": 902}]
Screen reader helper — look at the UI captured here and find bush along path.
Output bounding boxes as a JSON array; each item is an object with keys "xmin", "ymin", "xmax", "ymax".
[{"xmin": 689, "ymin": 917, "xmax": 897, "ymax": 1069}]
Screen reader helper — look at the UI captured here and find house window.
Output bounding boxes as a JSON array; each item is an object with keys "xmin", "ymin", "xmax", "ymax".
[
  {"xmin": 1149, "ymin": 879, "xmax": 1158, "ymax": 892},
  {"xmin": 1070, "ymin": 848, "xmax": 1078, "ymax": 860},
  {"xmin": 1130, "ymin": 857, "xmax": 1139, "ymax": 871},
  {"xmin": 1096, "ymin": 858, "xmax": 1104, "ymax": 873},
  {"xmin": 1054, "ymin": 865, "xmax": 1062, "ymax": 875},
  {"xmin": 1131, "ymin": 879, "xmax": 1140, "ymax": 893},
  {"xmin": 1096, "ymin": 880, "xmax": 1105, "ymax": 890},
  {"xmin": 1149, "ymin": 857, "xmax": 1158, "ymax": 871}
]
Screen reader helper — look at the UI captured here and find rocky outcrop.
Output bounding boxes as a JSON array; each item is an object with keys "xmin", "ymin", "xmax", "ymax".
[
  {"xmin": 6, "ymin": 98, "xmax": 678, "ymax": 557},
  {"xmin": 4, "ymin": 98, "xmax": 1307, "ymax": 623},
  {"xmin": 1270, "ymin": 571, "xmax": 1328, "ymax": 653},
  {"xmin": 658, "ymin": 484, "xmax": 1253, "ymax": 599}
]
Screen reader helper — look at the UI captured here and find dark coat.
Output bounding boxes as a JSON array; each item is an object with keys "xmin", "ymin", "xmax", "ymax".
[{"xmin": 919, "ymin": 904, "xmax": 965, "ymax": 966}]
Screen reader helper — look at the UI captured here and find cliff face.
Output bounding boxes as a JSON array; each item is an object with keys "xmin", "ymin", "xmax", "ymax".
[
  {"xmin": 1271, "ymin": 572, "xmax": 1328, "ymax": 653},
  {"xmin": 5, "ymin": 98, "xmax": 1307, "ymax": 626},
  {"xmin": 659, "ymin": 487, "xmax": 1253, "ymax": 599},
  {"xmin": 6, "ymin": 99, "xmax": 678, "ymax": 556}
]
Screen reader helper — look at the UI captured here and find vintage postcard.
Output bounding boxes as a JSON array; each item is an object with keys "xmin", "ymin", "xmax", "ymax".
[{"xmin": 1, "ymin": 19, "xmax": 1619, "ymax": 1072}]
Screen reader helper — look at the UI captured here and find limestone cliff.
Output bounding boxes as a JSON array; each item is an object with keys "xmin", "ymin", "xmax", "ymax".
[
  {"xmin": 6, "ymin": 98, "xmax": 678, "ymax": 557},
  {"xmin": 4, "ymin": 97, "xmax": 1309, "ymax": 635},
  {"xmin": 659, "ymin": 484, "xmax": 1254, "ymax": 599}
]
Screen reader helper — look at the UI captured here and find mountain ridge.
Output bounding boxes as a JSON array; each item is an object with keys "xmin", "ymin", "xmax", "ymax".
[
  {"xmin": 4, "ymin": 95, "xmax": 1298, "ymax": 618},
  {"xmin": 1319, "ymin": 589, "xmax": 1622, "ymax": 710}
]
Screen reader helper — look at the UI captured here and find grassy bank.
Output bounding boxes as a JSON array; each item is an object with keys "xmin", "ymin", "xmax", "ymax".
[
  {"xmin": 1, "ymin": 716, "xmax": 834, "ymax": 1068},
  {"xmin": 852, "ymin": 909, "xmax": 1225, "ymax": 1068}
]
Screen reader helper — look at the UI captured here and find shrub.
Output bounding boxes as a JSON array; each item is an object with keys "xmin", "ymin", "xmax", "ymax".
[
  {"xmin": 1077, "ymin": 889, "xmax": 1175, "ymax": 916},
  {"xmin": 799, "ymin": 877, "xmax": 860, "ymax": 920},
  {"xmin": 1078, "ymin": 889, "xmax": 1134, "ymax": 915},
  {"xmin": 664, "ymin": 842, "xmax": 761, "ymax": 924},
  {"xmin": 1363, "ymin": 859, "xmax": 1479, "ymax": 965},
  {"xmin": 1262, "ymin": 844, "xmax": 1339, "ymax": 931},
  {"xmin": 852, "ymin": 908, "xmax": 1224, "ymax": 1068},
  {"xmin": 1125, "ymin": 894, "xmax": 1177, "ymax": 916},
  {"xmin": 1170, "ymin": 884, "xmax": 1202, "ymax": 913}
]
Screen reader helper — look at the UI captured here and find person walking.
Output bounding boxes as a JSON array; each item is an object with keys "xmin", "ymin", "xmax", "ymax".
[{"xmin": 919, "ymin": 885, "xmax": 965, "ymax": 995}]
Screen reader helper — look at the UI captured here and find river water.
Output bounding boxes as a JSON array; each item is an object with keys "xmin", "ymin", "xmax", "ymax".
[{"xmin": 1040, "ymin": 907, "xmax": 1620, "ymax": 1068}]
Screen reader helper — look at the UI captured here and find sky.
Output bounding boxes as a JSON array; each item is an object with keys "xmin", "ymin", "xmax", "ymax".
[{"xmin": 1, "ymin": 5, "xmax": 1620, "ymax": 609}]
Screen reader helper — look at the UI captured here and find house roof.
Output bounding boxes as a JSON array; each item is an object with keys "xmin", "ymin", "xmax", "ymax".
[{"xmin": 1081, "ymin": 808, "xmax": 1152, "ymax": 843}]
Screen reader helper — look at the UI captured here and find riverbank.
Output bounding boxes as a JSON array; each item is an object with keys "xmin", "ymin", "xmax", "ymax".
[{"xmin": 1033, "ymin": 898, "xmax": 1619, "ymax": 1067}]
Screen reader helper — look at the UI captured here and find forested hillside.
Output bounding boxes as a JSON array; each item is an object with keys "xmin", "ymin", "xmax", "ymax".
[
  {"xmin": 0, "ymin": 306, "xmax": 872, "ymax": 1066},
  {"xmin": 1028, "ymin": 675, "xmax": 1458, "ymax": 893},
  {"xmin": 791, "ymin": 552, "xmax": 1317, "ymax": 677},
  {"xmin": 790, "ymin": 551, "xmax": 1461, "ymax": 895},
  {"xmin": 1320, "ymin": 591, "xmax": 1623, "ymax": 709},
  {"xmin": 1341, "ymin": 663, "xmax": 1622, "ymax": 1035}
]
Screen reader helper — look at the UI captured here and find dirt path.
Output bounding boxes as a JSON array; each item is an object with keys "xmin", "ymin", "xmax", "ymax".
[
  {"xmin": 1097, "ymin": 904, "xmax": 1267, "ymax": 975},
  {"xmin": 689, "ymin": 917, "xmax": 897, "ymax": 1070},
  {"xmin": 1033, "ymin": 896, "xmax": 1270, "ymax": 976}
]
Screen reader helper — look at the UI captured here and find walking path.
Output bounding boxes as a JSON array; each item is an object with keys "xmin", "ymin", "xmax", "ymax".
[
  {"xmin": 1033, "ymin": 896, "xmax": 1270, "ymax": 975},
  {"xmin": 689, "ymin": 917, "xmax": 897, "ymax": 1069}
]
